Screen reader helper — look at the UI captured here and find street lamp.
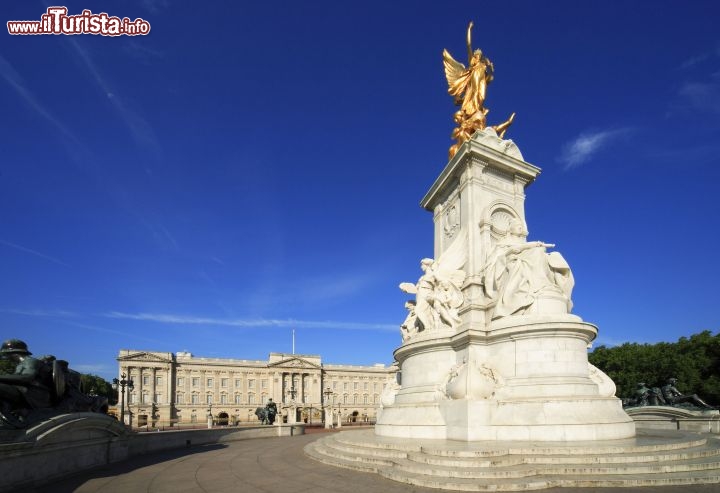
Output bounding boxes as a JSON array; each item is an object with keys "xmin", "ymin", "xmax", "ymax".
[
  {"xmin": 286, "ymin": 386, "xmax": 298, "ymax": 423},
  {"xmin": 112, "ymin": 372, "xmax": 134, "ymax": 426},
  {"xmin": 323, "ymin": 387, "xmax": 333, "ymax": 429}
]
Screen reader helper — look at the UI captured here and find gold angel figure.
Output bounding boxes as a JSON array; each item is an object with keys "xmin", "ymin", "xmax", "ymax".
[{"xmin": 443, "ymin": 22, "xmax": 516, "ymax": 159}]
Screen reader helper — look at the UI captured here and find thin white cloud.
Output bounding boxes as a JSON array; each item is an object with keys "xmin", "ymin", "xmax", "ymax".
[
  {"xmin": 678, "ymin": 81, "xmax": 720, "ymax": 114},
  {"xmin": 679, "ymin": 53, "xmax": 710, "ymax": 70},
  {"xmin": 0, "ymin": 54, "xmax": 86, "ymax": 154},
  {"xmin": 62, "ymin": 321, "xmax": 166, "ymax": 345},
  {"xmin": 140, "ymin": 0, "xmax": 169, "ymax": 13},
  {"xmin": 558, "ymin": 128, "xmax": 631, "ymax": 170},
  {"xmin": 0, "ymin": 307, "xmax": 78, "ymax": 317},
  {"xmin": 66, "ymin": 38, "xmax": 162, "ymax": 156},
  {"xmin": 104, "ymin": 311, "xmax": 397, "ymax": 331},
  {"xmin": 0, "ymin": 239, "xmax": 70, "ymax": 267},
  {"xmin": 122, "ymin": 40, "xmax": 164, "ymax": 64}
]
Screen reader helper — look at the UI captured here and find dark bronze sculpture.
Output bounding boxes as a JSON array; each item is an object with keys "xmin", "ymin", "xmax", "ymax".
[
  {"xmin": 253, "ymin": 399, "xmax": 279, "ymax": 425},
  {"xmin": 632, "ymin": 382, "xmax": 666, "ymax": 407},
  {"xmin": 625, "ymin": 377, "xmax": 715, "ymax": 409},
  {"xmin": 265, "ymin": 398, "xmax": 278, "ymax": 425},
  {"xmin": 661, "ymin": 378, "xmax": 715, "ymax": 409},
  {"xmin": 0, "ymin": 339, "xmax": 108, "ymax": 429}
]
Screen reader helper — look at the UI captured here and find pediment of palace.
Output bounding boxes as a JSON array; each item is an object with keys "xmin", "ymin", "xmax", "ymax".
[
  {"xmin": 268, "ymin": 357, "xmax": 321, "ymax": 370},
  {"xmin": 118, "ymin": 351, "xmax": 172, "ymax": 364}
]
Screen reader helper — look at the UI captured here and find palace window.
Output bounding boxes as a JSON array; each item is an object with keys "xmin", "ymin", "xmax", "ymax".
[
  {"xmin": 353, "ymin": 382, "xmax": 358, "ymax": 390},
  {"xmin": 156, "ymin": 376, "xmax": 162, "ymax": 386},
  {"xmin": 176, "ymin": 393, "xmax": 183, "ymax": 404},
  {"xmin": 248, "ymin": 379, "xmax": 255, "ymax": 389},
  {"xmin": 142, "ymin": 393, "xmax": 149, "ymax": 403},
  {"xmin": 192, "ymin": 377, "xmax": 199, "ymax": 387},
  {"xmin": 235, "ymin": 394, "xmax": 243, "ymax": 404},
  {"xmin": 248, "ymin": 393, "xmax": 255, "ymax": 404},
  {"xmin": 261, "ymin": 379, "xmax": 267, "ymax": 389},
  {"xmin": 154, "ymin": 393, "xmax": 162, "ymax": 404},
  {"xmin": 207, "ymin": 395, "xmax": 213, "ymax": 404},
  {"xmin": 343, "ymin": 382, "xmax": 348, "ymax": 391},
  {"xmin": 177, "ymin": 377, "xmax": 184, "ymax": 387},
  {"xmin": 363, "ymin": 382, "xmax": 368, "ymax": 391},
  {"xmin": 142, "ymin": 375, "xmax": 149, "ymax": 385},
  {"xmin": 220, "ymin": 394, "xmax": 227, "ymax": 404},
  {"xmin": 235, "ymin": 379, "xmax": 242, "ymax": 388},
  {"xmin": 221, "ymin": 378, "xmax": 228, "ymax": 388},
  {"xmin": 191, "ymin": 394, "xmax": 199, "ymax": 404},
  {"xmin": 363, "ymin": 395, "xmax": 368, "ymax": 404},
  {"xmin": 207, "ymin": 378, "xmax": 213, "ymax": 387}
]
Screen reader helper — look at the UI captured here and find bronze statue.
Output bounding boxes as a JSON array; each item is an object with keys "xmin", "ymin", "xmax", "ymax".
[
  {"xmin": 0, "ymin": 339, "xmax": 108, "ymax": 429},
  {"xmin": 443, "ymin": 22, "xmax": 516, "ymax": 159},
  {"xmin": 632, "ymin": 382, "xmax": 666, "ymax": 407},
  {"xmin": 265, "ymin": 398, "xmax": 278, "ymax": 425},
  {"xmin": 661, "ymin": 378, "xmax": 715, "ymax": 409}
]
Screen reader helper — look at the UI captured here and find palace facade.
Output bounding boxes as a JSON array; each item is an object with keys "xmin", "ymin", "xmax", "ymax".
[{"xmin": 116, "ymin": 350, "xmax": 396, "ymax": 427}]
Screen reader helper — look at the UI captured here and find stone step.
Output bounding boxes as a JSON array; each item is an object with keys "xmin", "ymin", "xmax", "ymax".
[
  {"xmin": 419, "ymin": 436, "xmax": 708, "ymax": 458},
  {"xmin": 304, "ymin": 430, "xmax": 720, "ymax": 491},
  {"xmin": 326, "ymin": 436, "xmax": 410, "ymax": 459},
  {"xmin": 379, "ymin": 468, "xmax": 720, "ymax": 491},
  {"xmin": 390, "ymin": 454, "xmax": 720, "ymax": 479},
  {"xmin": 304, "ymin": 440, "xmax": 387, "ymax": 474},
  {"xmin": 407, "ymin": 443, "xmax": 720, "ymax": 467}
]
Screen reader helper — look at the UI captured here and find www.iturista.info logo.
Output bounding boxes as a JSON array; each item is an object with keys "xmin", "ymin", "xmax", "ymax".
[{"xmin": 7, "ymin": 7, "xmax": 151, "ymax": 36}]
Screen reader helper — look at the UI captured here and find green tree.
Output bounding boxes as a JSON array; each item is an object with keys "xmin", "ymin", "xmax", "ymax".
[
  {"xmin": 589, "ymin": 330, "xmax": 720, "ymax": 404},
  {"xmin": 80, "ymin": 374, "xmax": 117, "ymax": 404}
]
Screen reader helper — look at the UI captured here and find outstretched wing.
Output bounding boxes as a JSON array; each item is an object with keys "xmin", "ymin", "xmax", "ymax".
[
  {"xmin": 443, "ymin": 49, "xmax": 467, "ymax": 96},
  {"xmin": 399, "ymin": 282, "xmax": 417, "ymax": 294}
]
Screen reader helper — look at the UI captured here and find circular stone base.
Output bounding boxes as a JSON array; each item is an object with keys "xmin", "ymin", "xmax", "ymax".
[{"xmin": 305, "ymin": 429, "xmax": 720, "ymax": 491}]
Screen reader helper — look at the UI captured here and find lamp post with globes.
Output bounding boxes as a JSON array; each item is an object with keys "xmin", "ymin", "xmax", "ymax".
[
  {"xmin": 323, "ymin": 387, "xmax": 333, "ymax": 429},
  {"xmin": 286, "ymin": 386, "xmax": 297, "ymax": 423},
  {"xmin": 112, "ymin": 372, "xmax": 134, "ymax": 426}
]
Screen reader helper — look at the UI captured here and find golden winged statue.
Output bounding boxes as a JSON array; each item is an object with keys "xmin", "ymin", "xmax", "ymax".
[{"xmin": 443, "ymin": 22, "xmax": 516, "ymax": 159}]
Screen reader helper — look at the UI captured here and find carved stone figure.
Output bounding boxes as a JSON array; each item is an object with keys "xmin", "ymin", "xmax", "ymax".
[
  {"xmin": 0, "ymin": 339, "xmax": 108, "ymax": 429},
  {"xmin": 661, "ymin": 378, "xmax": 715, "ymax": 409},
  {"xmin": 442, "ymin": 360, "xmax": 502, "ymax": 401},
  {"xmin": 482, "ymin": 219, "xmax": 574, "ymax": 319},
  {"xmin": 400, "ymin": 258, "xmax": 465, "ymax": 332},
  {"xmin": 588, "ymin": 364, "xmax": 617, "ymax": 398},
  {"xmin": 400, "ymin": 300, "xmax": 420, "ymax": 342},
  {"xmin": 380, "ymin": 378, "xmax": 401, "ymax": 408},
  {"xmin": 443, "ymin": 21, "xmax": 516, "ymax": 159}
]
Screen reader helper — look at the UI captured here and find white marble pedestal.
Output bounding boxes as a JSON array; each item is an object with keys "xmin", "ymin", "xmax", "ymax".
[{"xmin": 376, "ymin": 129, "xmax": 634, "ymax": 442}]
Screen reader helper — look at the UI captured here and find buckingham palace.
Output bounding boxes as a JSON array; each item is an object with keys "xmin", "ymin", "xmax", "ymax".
[{"xmin": 116, "ymin": 349, "xmax": 397, "ymax": 427}]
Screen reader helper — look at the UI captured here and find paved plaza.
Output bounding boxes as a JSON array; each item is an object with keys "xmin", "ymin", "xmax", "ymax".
[{"xmin": 21, "ymin": 429, "xmax": 720, "ymax": 493}]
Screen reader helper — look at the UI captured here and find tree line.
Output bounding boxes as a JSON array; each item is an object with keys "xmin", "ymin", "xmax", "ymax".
[{"xmin": 589, "ymin": 330, "xmax": 720, "ymax": 404}]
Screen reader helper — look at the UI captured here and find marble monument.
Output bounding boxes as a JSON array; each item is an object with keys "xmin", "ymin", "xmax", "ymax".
[{"xmin": 375, "ymin": 23, "xmax": 634, "ymax": 441}]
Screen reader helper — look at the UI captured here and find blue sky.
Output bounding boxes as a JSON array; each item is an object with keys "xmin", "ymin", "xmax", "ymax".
[{"xmin": 2, "ymin": 1, "xmax": 719, "ymax": 381}]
